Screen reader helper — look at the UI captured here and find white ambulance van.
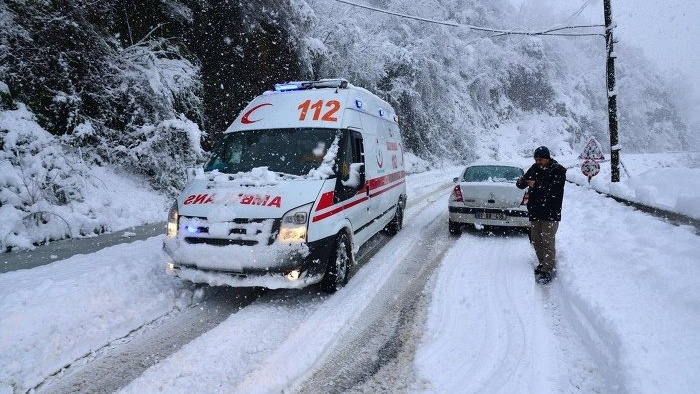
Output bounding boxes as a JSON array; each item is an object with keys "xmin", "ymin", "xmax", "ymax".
[{"xmin": 163, "ymin": 79, "xmax": 407, "ymax": 293}]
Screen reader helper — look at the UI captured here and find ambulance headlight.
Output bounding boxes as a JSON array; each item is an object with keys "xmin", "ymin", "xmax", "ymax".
[
  {"xmin": 279, "ymin": 203, "xmax": 311, "ymax": 243},
  {"xmin": 166, "ymin": 201, "xmax": 179, "ymax": 238}
]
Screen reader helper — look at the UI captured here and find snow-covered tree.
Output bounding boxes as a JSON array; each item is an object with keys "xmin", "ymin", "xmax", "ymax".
[
  {"xmin": 297, "ymin": 0, "xmax": 698, "ymax": 161},
  {"xmin": 1, "ymin": 0, "xmax": 698, "ymax": 249},
  {"xmin": 0, "ymin": 0, "xmax": 204, "ymax": 192}
]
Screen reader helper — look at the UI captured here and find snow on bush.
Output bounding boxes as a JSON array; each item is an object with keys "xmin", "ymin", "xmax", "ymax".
[
  {"xmin": 117, "ymin": 115, "xmax": 204, "ymax": 194},
  {"xmin": 0, "ymin": 105, "xmax": 168, "ymax": 252},
  {"xmin": 1, "ymin": 105, "xmax": 90, "ymax": 250}
]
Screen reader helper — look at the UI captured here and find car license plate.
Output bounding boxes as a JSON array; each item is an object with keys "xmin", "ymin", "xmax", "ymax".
[{"xmin": 475, "ymin": 212, "xmax": 506, "ymax": 220}]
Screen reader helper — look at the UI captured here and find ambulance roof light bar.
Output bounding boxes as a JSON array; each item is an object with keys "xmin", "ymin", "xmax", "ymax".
[{"xmin": 274, "ymin": 78, "xmax": 349, "ymax": 92}]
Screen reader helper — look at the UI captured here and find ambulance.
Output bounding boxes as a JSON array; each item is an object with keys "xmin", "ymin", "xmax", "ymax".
[{"xmin": 163, "ymin": 79, "xmax": 407, "ymax": 293}]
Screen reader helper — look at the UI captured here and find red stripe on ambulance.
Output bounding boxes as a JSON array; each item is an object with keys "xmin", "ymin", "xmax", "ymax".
[{"xmin": 311, "ymin": 171, "xmax": 405, "ymax": 222}]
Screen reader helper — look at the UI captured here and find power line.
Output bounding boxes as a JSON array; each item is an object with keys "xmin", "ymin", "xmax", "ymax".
[
  {"xmin": 333, "ymin": 0, "xmax": 459, "ymax": 27},
  {"xmin": 333, "ymin": 0, "xmax": 603, "ymax": 37},
  {"xmin": 333, "ymin": 0, "xmax": 620, "ymax": 182},
  {"xmin": 565, "ymin": 0, "xmax": 594, "ymax": 25}
]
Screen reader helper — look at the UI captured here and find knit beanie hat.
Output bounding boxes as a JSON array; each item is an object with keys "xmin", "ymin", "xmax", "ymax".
[{"xmin": 534, "ymin": 146, "xmax": 551, "ymax": 159}]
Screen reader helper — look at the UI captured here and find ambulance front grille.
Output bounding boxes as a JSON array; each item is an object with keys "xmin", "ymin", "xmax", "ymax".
[
  {"xmin": 184, "ymin": 238, "xmax": 259, "ymax": 246},
  {"xmin": 180, "ymin": 216, "xmax": 280, "ymax": 246}
]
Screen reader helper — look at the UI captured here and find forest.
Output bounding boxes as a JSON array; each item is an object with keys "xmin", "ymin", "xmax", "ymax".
[{"xmin": 1, "ymin": 0, "xmax": 698, "ymax": 246}]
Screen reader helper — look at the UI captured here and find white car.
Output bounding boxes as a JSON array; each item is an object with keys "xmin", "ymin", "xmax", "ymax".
[{"xmin": 448, "ymin": 162, "xmax": 529, "ymax": 234}]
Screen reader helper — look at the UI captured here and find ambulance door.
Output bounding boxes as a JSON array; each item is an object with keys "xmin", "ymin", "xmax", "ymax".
[{"xmin": 335, "ymin": 129, "xmax": 370, "ymax": 246}]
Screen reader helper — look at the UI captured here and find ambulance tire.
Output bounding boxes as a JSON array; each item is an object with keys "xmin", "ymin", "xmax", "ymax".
[
  {"xmin": 384, "ymin": 201, "xmax": 404, "ymax": 235},
  {"xmin": 320, "ymin": 232, "xmax": 351, "ymax": 293}
]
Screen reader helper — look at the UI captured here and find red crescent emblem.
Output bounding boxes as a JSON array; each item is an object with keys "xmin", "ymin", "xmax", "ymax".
[{"xmin": 241, "ymin": 103, "xmax": 272, "ymax": 124}]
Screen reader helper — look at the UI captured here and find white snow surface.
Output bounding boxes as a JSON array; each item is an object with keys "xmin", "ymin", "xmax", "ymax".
[{"xmin": 1, "ymin": 152, "xmax": 700, "ymax": 394}]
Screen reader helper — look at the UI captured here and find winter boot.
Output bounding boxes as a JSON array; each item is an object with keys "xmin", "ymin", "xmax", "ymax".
[
  {"xmin": 534, "ymin": 265, "xmax": 555, "ymax": 284},
  {"xmin": 536, "ymin": 271, "xmax": 552, "ymax": 284}
]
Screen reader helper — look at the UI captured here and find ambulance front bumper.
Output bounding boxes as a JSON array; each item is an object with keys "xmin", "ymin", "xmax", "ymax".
[{"xmin": 162, "ymin": 236, "xmax": 334, "ymax": 289}]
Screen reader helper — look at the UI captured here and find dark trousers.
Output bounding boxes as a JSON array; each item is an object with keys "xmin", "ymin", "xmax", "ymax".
[{"xmin": 529, "ymin": 220, "xmax": 559, "ymax": 272}]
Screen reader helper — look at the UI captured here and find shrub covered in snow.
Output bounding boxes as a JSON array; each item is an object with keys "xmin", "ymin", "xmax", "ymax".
[{"xmin": 0, "ymin": 105, "xmax": 168, "ymax": 251}]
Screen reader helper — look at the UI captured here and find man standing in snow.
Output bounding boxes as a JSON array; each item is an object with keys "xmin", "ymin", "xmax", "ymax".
[{"xmin": 516, "ymin": 146, "xmax": 567, "ymax": 284}]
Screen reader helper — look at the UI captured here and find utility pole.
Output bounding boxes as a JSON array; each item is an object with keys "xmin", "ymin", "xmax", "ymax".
[{"xmin": 604, "ymin": 0, "xmax": 620, "ymax": 182}]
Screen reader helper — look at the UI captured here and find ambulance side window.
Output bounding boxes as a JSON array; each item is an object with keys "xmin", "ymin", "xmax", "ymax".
[
  {"xmin": 352, "ymin": 135, "xmax": 364, "ymax": 164},
  {"xmin": 335, "ymin": 130, "xmax": 365, "ymax": 202}
]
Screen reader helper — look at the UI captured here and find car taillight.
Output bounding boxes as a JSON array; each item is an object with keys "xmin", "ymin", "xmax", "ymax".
[
  {"xmin": 451, "ymin": 185, "xmax": 463, "ymax": 202},
  {"xmin": 520, "ymin": 191, "xmax": 529, "ymax": 205}
]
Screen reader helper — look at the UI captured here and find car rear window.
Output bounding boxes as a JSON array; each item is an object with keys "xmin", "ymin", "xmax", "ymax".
[{"xmin": 463, "ymin": 165, "xmax": 523, "ymax": 182}]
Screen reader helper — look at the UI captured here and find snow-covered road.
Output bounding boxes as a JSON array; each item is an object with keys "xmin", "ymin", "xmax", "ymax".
[
  {"xmin": 413, "ymin": 230, "xmax": 604, "ymax": 393},
  {"xmin": 2, "ymin": 165, "xmax": 700, "ymax": 394}
]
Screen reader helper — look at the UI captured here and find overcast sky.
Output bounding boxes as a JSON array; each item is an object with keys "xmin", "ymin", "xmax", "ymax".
[{"xmin": 509, "ymin": 0, "xmax": 700, "ymax": 103}]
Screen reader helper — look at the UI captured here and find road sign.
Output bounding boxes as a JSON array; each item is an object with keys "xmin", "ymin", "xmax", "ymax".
[
  {"xmin": 579, "ymin": 137, "xmax": 605, "ymax": 161},
  {"xmin": 581, "ymin": 159, "xmax": 601, "ymax": 178}
]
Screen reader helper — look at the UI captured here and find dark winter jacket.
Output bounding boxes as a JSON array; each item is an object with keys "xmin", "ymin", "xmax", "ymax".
[{"xmin": 516, "ymin": 159, "xmax": 567, "ymax": 221}]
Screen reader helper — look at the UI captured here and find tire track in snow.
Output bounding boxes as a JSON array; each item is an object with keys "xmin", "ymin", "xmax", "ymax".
[
  {"xmin": 290, "ymin": 189, "xmax": 453, "ymax": 394},
  {"xmin": 413, "ymin": 229, "xmax": 606, "ymax": 393},
  {"xmin": 36, "ymin": 286, "xmax": 262, "ymax": 394},
  {"xmin": 413, "ymin": 232, "xmax": 536, "ymax": 393}
]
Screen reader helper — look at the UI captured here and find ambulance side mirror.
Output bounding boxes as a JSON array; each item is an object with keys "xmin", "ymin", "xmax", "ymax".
[{"xmin": 186, "ymin": 167, "xmax": 204, "ymax": 183}]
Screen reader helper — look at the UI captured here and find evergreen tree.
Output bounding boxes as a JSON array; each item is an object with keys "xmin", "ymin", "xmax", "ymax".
[{"xmin": 183, "ymin": 0, "xmax": 306, "ymax": 148}]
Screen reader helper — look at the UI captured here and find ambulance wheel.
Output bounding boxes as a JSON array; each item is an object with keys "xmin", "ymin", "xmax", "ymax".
[
  {"xmin": 384, "ymin": 201, "xmax": 404, "ymax": 235},
  {"xmin": 321, "ymin": 232, "xmax": 350, "ymax": 293}
]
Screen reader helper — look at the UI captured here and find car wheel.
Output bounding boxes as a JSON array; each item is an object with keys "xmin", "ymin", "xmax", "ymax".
[
  {"xmin": 448, "ymin": 220, "xmax": 462, "ymax": 235},
  {"xmin": 320, "ymin": 232, "xmax": 351, "ymax": 293},
  {"xmin": 384, "ymin": 200, "xmax": 404, "ymax": 235}
]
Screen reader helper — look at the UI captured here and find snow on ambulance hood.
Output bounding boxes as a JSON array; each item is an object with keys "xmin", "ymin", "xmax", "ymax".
[{"xmin": 177, "ymin": 167, "xmax": 326, "ymax": 220}]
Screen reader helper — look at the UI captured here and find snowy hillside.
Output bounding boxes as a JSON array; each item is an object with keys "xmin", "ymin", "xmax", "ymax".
[
  {"xmin": 300, "ymin": 0, "xmax": 700, "ymax": 159},
  {"xmin": 2, "ymin": 0, "xmax": 699, "ymax": 248}
]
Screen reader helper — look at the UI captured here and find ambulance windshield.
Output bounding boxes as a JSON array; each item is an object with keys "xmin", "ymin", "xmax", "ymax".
[{"xmin": 204, "ymin": 128, "xmax": 340, "ymax": 177}]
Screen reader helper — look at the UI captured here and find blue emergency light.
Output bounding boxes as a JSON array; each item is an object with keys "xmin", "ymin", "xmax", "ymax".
[
  {"xmin": 273, "ymin": 79, "xmax": 349, "ymax": 92},
  {"xmin": 274, "ymin": 82, "xmax": 303, "ymax": 92}
]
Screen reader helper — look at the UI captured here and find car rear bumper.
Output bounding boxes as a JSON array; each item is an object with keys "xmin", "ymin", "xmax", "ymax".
[{"xmin": 448, "ymin": 205, "xmax": 529, "ymax": 227}]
